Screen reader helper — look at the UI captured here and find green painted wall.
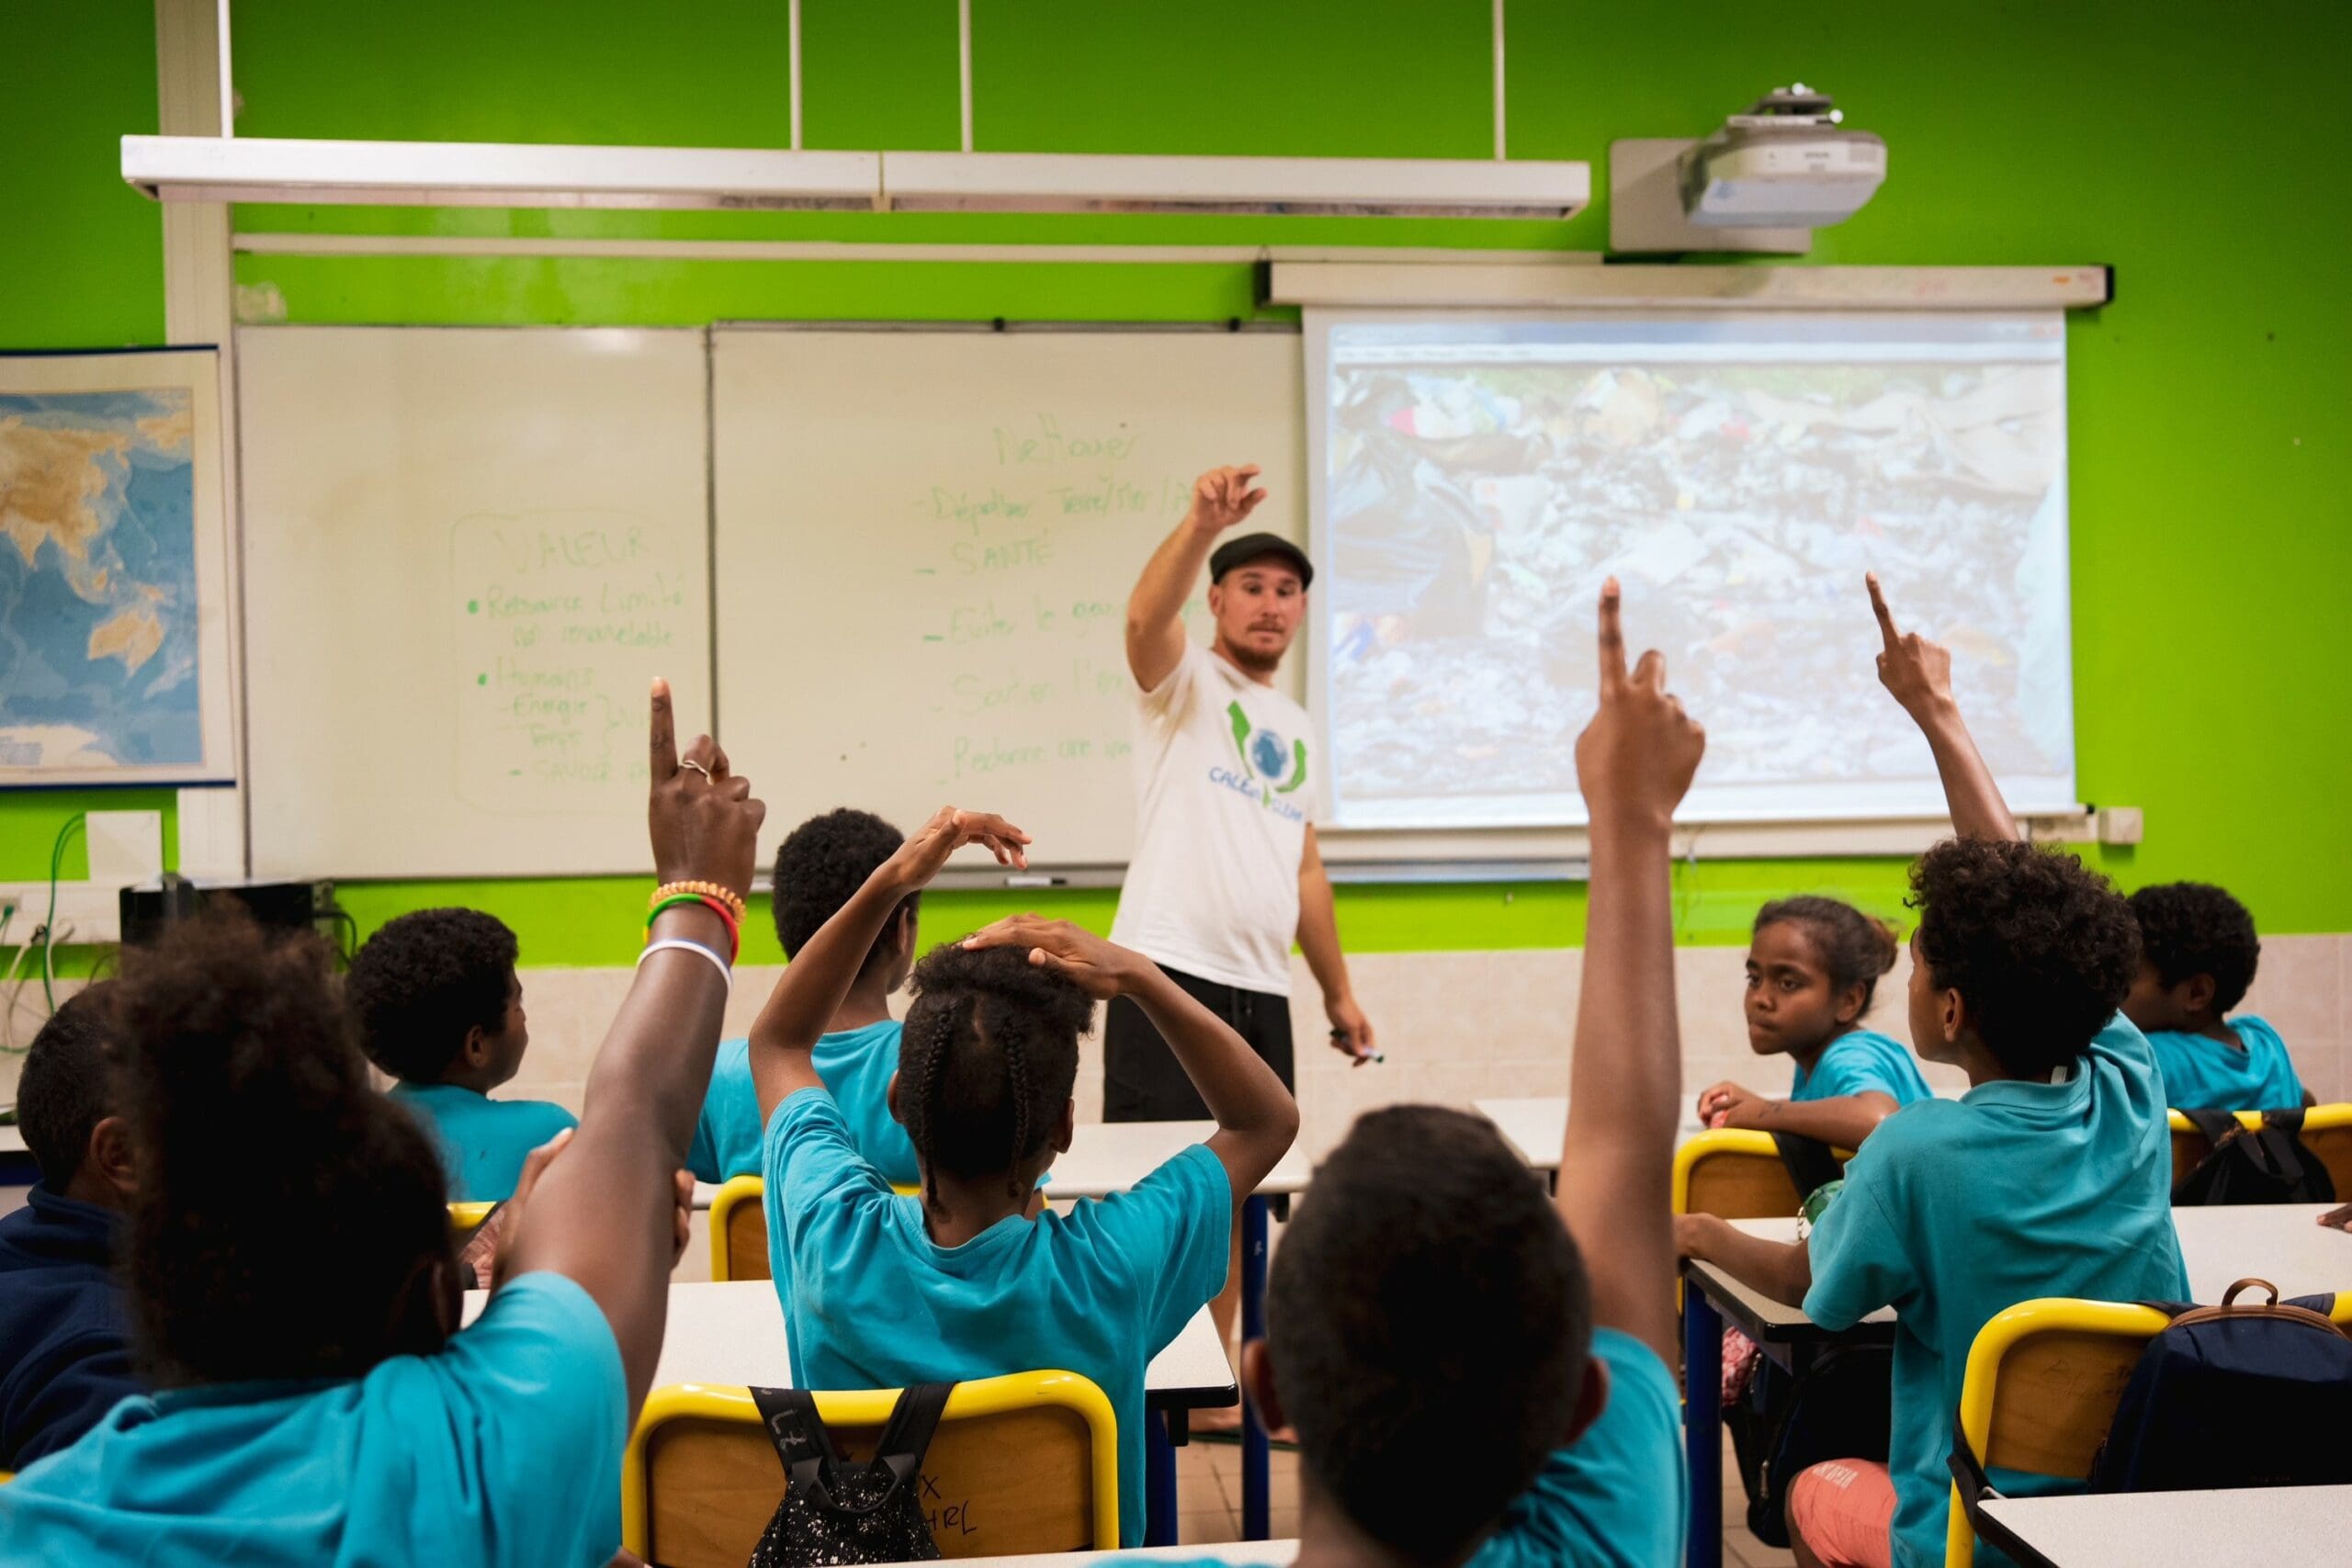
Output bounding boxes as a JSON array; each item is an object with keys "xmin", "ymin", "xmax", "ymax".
[{"xmin": 8, "ymin": 1, "xmax": 2347, "ymax": 970}]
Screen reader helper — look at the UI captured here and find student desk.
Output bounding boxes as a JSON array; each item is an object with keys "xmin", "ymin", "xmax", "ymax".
[
  {"xmin": 950, "ymin": 1541, "xmax": 1299, "ymax": 1567},
  {"xmin": 1976, "ymin": 1484, "xmax": 2352, "ymax": 1568},
  {"xmin": 1042, "ymin": 1120, "xmax": 1315, "ymax": 1544},
  {"xmin": 460, "ymin": 1280, "xmax": 1237, "ymax": 1546},
  {"xmin": 1679, "ymin": 1205, "xmax": 2352, "ymax": 1568}
]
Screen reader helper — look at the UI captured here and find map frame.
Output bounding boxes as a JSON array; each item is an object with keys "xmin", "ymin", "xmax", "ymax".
[{"xmin": 0, "ymin": 345, "xmax": 238, "ymax": 785}]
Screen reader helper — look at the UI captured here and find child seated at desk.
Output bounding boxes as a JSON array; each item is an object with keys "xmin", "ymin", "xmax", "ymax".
[
  {"xmin": 2122, "ymin": 881, "xmax": 2310, "ymax": 1111},
  {"xmin": 1696, "ymin": 896, "xmax": 1933, "ymax": 1152},
  {"xmin": 1677, "ymin": 578, "xmax": 2188, "ymax": 1568},
  {"xmin": 0, "ymin": 987, "xmax": 142, "ymax": 1471},
  {"xmin": 346, "ymin": 908, "xmax": 575, "ymax": 1202},
  {"xmin": 1102, "ymin": 581, "xmax": 1697, "ymax": 1568},
  {"xmin": 746, "ymin": 806, "xmax": 1299, "ymax": 1548},
  {"xmin": 0, "ymin": 681, "xmax": 759, "ymax": 1565},
  {"xmin": 689, "ymin": 807, "xmax": 923, "ymax": 1187}
]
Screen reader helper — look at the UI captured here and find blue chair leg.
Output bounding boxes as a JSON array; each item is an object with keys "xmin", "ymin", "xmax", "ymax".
[
  {"xmin": 1685, "ymin": 1286, "xmax": 1724, "ymax": 1568},
  {"xmin": 1241, "ymin": 1193, "xmax": 1272, "ymax": 1540}
]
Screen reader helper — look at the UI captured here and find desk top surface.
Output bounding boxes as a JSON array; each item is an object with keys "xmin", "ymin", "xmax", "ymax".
[{"xmin": 1979, "ymin": 1485, "xmax": 2352, "ymax": 1567}]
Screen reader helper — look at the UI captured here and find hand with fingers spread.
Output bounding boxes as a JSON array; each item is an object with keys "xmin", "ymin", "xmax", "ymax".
[
  {"xmin": 1867, "ymin": 571, "xmax": 1958, "ymax": 723},
  {"xmin": 647, "ymin": 678, "xmax": 766, "ymax": 898},
  {"xmin": 1574, "ymin": 579, "xmax": 1707, "ymax": 833},
  {"xmin": 962, "ymin": 916, "xmax": 1143, "ymax": 1001},
  {"xmin": 886, "ymin": 806, "xmax": 1034, "ymax": 891},
  {"xmin": 1183, "ymin": 464, "xmax": 1268, "ymax": 536}
]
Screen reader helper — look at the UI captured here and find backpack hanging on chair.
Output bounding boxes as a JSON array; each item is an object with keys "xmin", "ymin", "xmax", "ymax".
[
  {"xmin": 2171, "ymin": 1107, "xmax": 2336, "ymax": 1205},
  {"xmin": 744, "ymin": 1382, "xmax": 956, "ymax": 1568}
]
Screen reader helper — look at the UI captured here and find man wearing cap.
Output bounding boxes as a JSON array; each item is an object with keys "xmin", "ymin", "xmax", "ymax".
[{"xmin": 1111, "ymin": 466, "xmax": 1376, "ymax": 1351}]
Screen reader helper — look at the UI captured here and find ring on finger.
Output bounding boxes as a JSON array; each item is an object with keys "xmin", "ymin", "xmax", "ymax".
[{"xmin": 680, "ymin": 759, "xmax": 713, "ymax": 782}]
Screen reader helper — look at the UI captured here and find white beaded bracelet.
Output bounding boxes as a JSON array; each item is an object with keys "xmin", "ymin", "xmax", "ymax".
[{"xmin": 638, "ymin": 937, "xmax": 732, "ymax": 995}]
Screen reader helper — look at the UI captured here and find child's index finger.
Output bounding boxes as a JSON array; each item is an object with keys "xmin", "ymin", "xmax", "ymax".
[
  {"xmin": 1866, "ymin": 572, "xmax": 1902, "ymax": 649},
  {"xmin": 648, "ymin": 677, "xmax": 677, "ymax": 780},
  {"xmin": 1596, "ymin": 578, "xmax": 1627, "ymax": 687}
]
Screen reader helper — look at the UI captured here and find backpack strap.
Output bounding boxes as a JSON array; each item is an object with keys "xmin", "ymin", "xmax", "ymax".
[
  {"xmin": 1946, "ymin": 1415, "xmax": 2064, "ymax": 1568},
  {"xmin": 749, "ymin": 1385, "xmax": 845, "ymax": 1497},
  {"xmin": 868, "ymin": 1382, "xmax": 957, "ymax": 1490},
  {"xmin": 2180, "ymin": 1107, "xmax": 2243, "ymax": 1148},
  {"xmin": 1770, "ymin": 1133, "xmax": 1844, "ymax": 1203}
]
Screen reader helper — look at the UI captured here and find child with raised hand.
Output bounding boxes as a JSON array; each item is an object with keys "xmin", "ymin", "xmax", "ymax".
[
  {"xmin": 2122, "ymin": 881, "xmax": 2311, "ymax": 1111},
  {"xmin": 1695, "ymin": 896, "xmax": 1930, "ymax": 1152},
  {"xmin": 1678, "ymin": 580, "xmax": 2186, "ymax": 1568},
  {"xmin": 0, "ymin": 681, "xmax": 763, "ymax": 1568},
  {"xmin": 688, "ymin": 808, "xmax": 927, "ymax": 1187},
  {"xmin": 744, "ymin": 807, "xmax": 1299, "ymax": 1548},
  {"xmin": 345, "ymin": 908, "xmax": 575, "ymax": 1202},
  {"xmin": 1092, "ymin": 579, "xmax": 1702, "ymax": 1568}
]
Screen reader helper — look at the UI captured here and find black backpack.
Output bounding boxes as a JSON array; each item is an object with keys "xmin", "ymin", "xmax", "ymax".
[
  {"xmin": 2171, "ymin": 1108, "xmax": 2337, "ymax": 1205},
  {"xmin": 1725, "ymin": 1342, "xmax": 1894, "ymax": 1548},
  {"xmin": 743, "ymin": 1382, "xmax": 956, "ymax": 1568},
  {"xmin": 1951, "ymin": 1281, "xmax": 2352, "ymax": 1565},
  {"xmin": 2090, "ymin": 1280, "xmax": 2352, "ymax": 1493}
]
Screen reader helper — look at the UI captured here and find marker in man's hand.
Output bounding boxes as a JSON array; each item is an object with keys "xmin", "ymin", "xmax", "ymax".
[{"xmin": 1331, "ymin": 1027, "xmax": 1385, "ymax": 1064}]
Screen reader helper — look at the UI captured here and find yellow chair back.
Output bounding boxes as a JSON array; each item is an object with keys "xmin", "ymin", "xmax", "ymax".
[
  {"xmin": 1945, "ymin": 1291, "xmax": 2352, "ymax": 1566},
  {"xmin": 707, "ymin": 1175, "xmax": 769, "ymax": 1283},
  {"xmin": 1672, "ymin": 1128, "xmax": 1803, "ymax": 1221},
  {"xmin": 2167, "ymin": 1103, "xmax": 2352, "ymax": 1194},
  {"xmin": 621, "ymin": 1371, "xmax": 1119, "ymax": 1567}
]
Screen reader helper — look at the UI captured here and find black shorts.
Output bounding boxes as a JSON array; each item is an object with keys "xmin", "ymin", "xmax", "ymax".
[{"xmin": 1102, "ymin": 964, "xmax": 1296, "ymax": 1122}]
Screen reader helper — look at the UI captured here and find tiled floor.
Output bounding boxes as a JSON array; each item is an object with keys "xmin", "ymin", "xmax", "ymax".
[{"xmin": 1170, "ymin": 1428, "xmax": 1792, "ymax": 1567}]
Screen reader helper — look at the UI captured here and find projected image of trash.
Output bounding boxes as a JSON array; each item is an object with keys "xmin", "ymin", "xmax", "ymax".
[{"xmin": 1316, "ymin": 314, "xmax": 2075, "ymax": 828}]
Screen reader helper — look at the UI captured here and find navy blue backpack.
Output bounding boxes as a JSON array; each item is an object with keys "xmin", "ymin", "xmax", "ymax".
[{"xmin": 2088, "ymin": 1279, "xmax": 2352, "ymax": 1494}]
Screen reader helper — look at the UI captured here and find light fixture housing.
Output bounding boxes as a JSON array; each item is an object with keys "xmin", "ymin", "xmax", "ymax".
[
  {"xmin": 879, "ymin": 151, "xmax": 1589, "ymax": 219},
  {"xmin": 121, "ymin": 135, "xmax": 884, "ymax": 210},
  {"xmin": 123, "ymin": 136, "xmax": 1589, "ymax": 222}
]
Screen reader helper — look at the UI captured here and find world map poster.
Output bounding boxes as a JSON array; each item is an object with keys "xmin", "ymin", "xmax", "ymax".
[{"xmin": 0, "ymin": 348, "xmax": 236, "ymax": 784}]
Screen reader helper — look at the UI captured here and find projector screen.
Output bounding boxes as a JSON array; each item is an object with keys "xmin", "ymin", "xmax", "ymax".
[{"xmin": 1306, "ymin": 310, "xmax": 2075, "ymax": 829}]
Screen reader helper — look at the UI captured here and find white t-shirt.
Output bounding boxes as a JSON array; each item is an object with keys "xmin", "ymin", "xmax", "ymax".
[{"xmin": 1109, "ymin": 639, "xmax": 1323, "ymax": 996}]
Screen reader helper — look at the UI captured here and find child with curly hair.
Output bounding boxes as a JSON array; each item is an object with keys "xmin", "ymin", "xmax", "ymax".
[
  {"xmin": 1678, "ymin": 578, "xmax": 2187, "ymax": 1568},
  {"xmin": 2122, "ymin": 881, "xmax": 2310, "ymax": 1111}
]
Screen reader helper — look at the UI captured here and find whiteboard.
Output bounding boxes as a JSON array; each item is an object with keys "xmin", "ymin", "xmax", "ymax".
[
  {"xmin": 240, "ymin": 327, "xmax": 712, "ymax": 878},
  {"xmin": 712, "ymin": 327, "xmax": 1305, "ymax": 871}
]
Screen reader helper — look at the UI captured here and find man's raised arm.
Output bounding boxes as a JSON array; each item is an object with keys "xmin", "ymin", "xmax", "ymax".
[{"xmin": 1125, "ymin": 464, "xmax": 1265, "ymax": 692}]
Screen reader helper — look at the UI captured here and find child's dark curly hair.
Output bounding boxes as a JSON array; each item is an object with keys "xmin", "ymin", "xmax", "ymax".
[
  {"xmin": 1909, "ymin": 839, "xmax": 2139, "ymax": 1077},
  {"xmin": 2128, "ymin": 882, "xmax": 2260, "ymax": 1014},
  {"xmin": 1753, "ymin": 896, "xmax": 1901, "ymax": 1018},
  {"xmin": 344, "ymin": 908, "xmax": 519, "ymax": 1082},
  {"xmin": 898, "ymin": 942, "xmax": 1090, "ymax": 1208},
  {"xmin": 773, "ymin": 809, "xmax": 918, "ymax": 979},
  {"xmin": 109, "ymin": 909, "xmax": 455, "ymax": 1388}
]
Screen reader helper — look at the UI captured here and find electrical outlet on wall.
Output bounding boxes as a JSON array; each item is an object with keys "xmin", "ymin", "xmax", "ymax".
[{"xmin": 2096, "ymin": 807, "xmax": 2145, "ymax": 846}]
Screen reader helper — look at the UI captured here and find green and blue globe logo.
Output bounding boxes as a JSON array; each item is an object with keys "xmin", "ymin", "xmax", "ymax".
[{"xmin": 1222, "ymin": 701, "xmax": 1309, "ymax": 812}]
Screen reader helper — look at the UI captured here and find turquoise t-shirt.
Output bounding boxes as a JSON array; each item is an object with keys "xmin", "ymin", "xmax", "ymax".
[
  {"xmin": 689, "ymin": 1025, "xmax": 918, "ymax": 1188},
  {"xmin": 1804, "ymin": 1015, "xmax": 2188, "ymax": 1568},
  {"xmin": 1090, "ymin": 1329, "xmax": 1684, "ymax": 1568},
  {"xmin": 0, "ymin": 1272, "xmax": 625, "ymax": 1567},
  {"xmin": 2143, "ymin": 1015, "xmax": 2304, "ymax": 1111},
  {"xmin": 1792, "ymin": 1029, "xmax": 1935, "ymax": 1109},
  {"xmin": 389, "ymin": 1082, "xmax": 577, "ymax": 1202},
  {"xmin": 764, "ymin": 1088, "xmax": 1230, "ymax": 1547}
]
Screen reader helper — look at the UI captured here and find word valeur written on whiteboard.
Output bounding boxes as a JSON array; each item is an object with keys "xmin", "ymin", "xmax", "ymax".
[{"xmin": 453, "ymin": 511, "xmax": 692, "ymax": 811}]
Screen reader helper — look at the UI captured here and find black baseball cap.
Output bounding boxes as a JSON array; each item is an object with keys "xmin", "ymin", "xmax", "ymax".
[{"xmin": 1209, "ymin": 532, "xmax": 1313, "ymax": 590}]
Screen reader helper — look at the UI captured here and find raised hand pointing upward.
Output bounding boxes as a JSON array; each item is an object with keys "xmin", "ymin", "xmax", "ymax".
[
  {"xmin": 1576, "ymin": 579, "xmax": 1707, "ymax": 832},
  {"xmin": 1183, "ymin": 464, "xmax": 1267, "ymax": 536},
  {"xmin": 1867, "ymin": 571, "xmax": 1959, "ymax": 724},
  {"xmin": 1863, "ymin": 573, "xmax": 2018, "ymax": 842}
]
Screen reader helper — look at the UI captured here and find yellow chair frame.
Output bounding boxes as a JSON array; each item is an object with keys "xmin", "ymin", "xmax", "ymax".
[
  {"xmin": 707, "ymin": 1175, "xmax": 768, "ymax": 1282},
  {"xmin": 1945, "ymin": 1291, "xmax": 2352, "ymax": 1566},
  {"xmin": 1672, "ymin": 1128, "xmax": 1804, "ymax": 1222},
  {"xmin": 621, "ymin": 1371, "xmax": 1120, "ymax": 1566},
  {"xmin": 2167, "ymin": 1102, "xmax": 2352, "ymax": 1194}
]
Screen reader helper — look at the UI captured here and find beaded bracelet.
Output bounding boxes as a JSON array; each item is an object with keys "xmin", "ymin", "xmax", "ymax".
[
  {"xmin": 648, "ymin": 893, "xmax": 741, "ymax": 962},
  {"xmin": 650, "ymin": 879, "xmax": 746, "ymax": 924}
]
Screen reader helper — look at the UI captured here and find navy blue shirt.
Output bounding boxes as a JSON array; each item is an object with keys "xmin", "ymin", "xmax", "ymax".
[{"xmin": 0, "ymin": 1185, "xmax": 141, "ymax": 1470}]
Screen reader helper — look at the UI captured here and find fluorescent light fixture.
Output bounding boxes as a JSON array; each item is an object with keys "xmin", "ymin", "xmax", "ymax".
[
  {"xmin": 881, "ymin": 151, "xmax": 1588, "ymax": 219},
  {"xmin": 122, "ymin": 137, "xmax": 1590, "ymax": 222},
  {"xmin": 122, "ymin": 135, "xmax": 882, "ymax": 210}
]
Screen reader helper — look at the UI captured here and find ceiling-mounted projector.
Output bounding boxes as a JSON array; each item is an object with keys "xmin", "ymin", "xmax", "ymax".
[{"xmin": 1679, "ymin": 85, "xmax": 1885, "ymax": 228}]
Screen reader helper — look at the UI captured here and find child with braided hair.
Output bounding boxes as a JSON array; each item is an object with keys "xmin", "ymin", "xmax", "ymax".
[{"xmin": 745, "ymin": 806, "xmax": 1298, "ymax": 1548}]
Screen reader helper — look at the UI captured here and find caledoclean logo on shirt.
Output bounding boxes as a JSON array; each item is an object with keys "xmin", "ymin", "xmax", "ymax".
[{"xmin": 1208, "ymin": 700, "xmax": 1308, "ymax": 819}]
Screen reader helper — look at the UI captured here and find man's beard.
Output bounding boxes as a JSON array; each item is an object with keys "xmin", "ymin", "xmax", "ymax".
[{"xmin": 1221, "ymin": 634, "xmax": 1287, "ymax": 676}]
